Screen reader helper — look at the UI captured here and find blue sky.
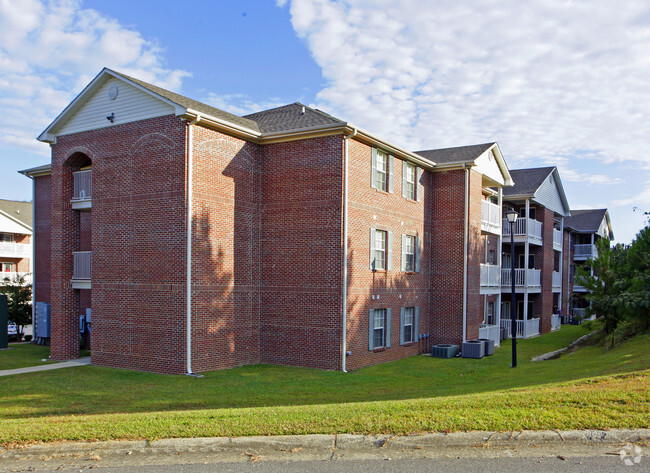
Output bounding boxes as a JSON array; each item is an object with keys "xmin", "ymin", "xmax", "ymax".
[{"xmin": 1, "ymin": 0, "xmax": 649, "ymax": 243}]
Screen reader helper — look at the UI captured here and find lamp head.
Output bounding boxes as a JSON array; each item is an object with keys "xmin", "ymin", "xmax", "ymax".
[{"xmin": 506, "ymin": 209, "xmax": 518, "ymax": 224}]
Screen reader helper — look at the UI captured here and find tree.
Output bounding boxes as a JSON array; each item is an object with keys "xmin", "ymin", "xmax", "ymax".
[{"xmin": 0, "ymin": 274, "xmax": 32, "ymax": 342}]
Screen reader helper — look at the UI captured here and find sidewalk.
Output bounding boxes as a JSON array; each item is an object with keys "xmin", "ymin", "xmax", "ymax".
[{"xmin": 0, "ymin": 356, "xmax": 91, "ymax": 376}]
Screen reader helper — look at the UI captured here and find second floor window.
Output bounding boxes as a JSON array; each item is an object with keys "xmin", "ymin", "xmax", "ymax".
[
  {"xmin": 403, "ymin": 162, "xmax": 416, "ymax": 200},
  {"xmin": 370, "ymin": 228, "xmax": 393, "ymax": 271}
]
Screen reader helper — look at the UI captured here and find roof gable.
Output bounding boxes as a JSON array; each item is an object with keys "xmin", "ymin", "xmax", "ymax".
[
  {"xmin": 566, "ymin": 209, "xmax": 613, "ymax": 239},
  {"xmin": 38, "ymin": 68, "xmax": 261, "ymax": 143},
  {"xmin": 503, "ymin": 167, "xmax": 570, "ymax": 216},
  {"xmin": 0, "ymin": 200, "xmax": 32, "ymax": 234}
]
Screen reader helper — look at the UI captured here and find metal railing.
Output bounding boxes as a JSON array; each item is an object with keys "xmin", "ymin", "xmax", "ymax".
[
  {"xmin": 73, "ymin": 170, "xmax": 92, "ymax": 201},
  {"xmin": 480, "ymin": 264, "xmax": 501, "ymax": 287},
  {"xmin": 501, "ymin": 268, "xmax": 541, "ymax": 287},
  {"xmin": 553, "ymin": 229, "xmax": 563, "ymax": 249},
  {"xmin": 552, "ymin": 271, "xmax": 561, "ymax": 289},
  {"xmin": 574, "ymin": 244, "xmax": 597, "ymax": 260},
  {"xmin": 73, "ymin": 251, "xmax": 91, "ymax": 280},
  {"xmin": 0, "ymin": 242, "xmax": 31, "ymax": 257},
  {"xmin": 502, "ymin": 217, "xmax": 543, "ymax": 241},
  {"xmin": 481, "ymin": 201, "xmax": 501, "ymax": 234},
  {"xmin": 0, "ymin": 272, "xmax": 31, "ymax": 284},
  {"xmin": 500, "ymin": 317, "xmax": 541, "ymax": 338}
]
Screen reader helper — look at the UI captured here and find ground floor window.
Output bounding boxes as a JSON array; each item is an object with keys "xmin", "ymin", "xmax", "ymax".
[
  {"xmin": 485, "ymin": 302, "xmax": 495, "ymax": 325},
  {"xmin": 400, "ymin": 307, "xmax": 419, "ymax": 345},
  {"xmin": 369, "ymin": 308, "xmax": 391, "ymax": 350}
]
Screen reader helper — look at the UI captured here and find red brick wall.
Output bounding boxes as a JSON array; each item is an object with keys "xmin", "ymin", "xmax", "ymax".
[
  {"xmin": 190, "ymin": 127, "xmax": 262, "ymax": 372},
  {"xmin": 260, "ymin": 135, "xmax": 344, "ymax": 369},
  {"xmin": 50, "ymin": 115, "xmax": 188, "ymax": 372},
  {"xmin": 344, "ymin": 139, "xmax": 431, "ymax": 369},
  {"xmin": 539, "ymin": 207, "xmax": 555, "ymax": 332},
  {"xmin": 33, "ymin": 175, "xmax": 52, "ymax": 306}
]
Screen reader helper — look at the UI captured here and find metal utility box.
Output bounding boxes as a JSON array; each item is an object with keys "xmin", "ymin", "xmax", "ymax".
[
  {"xmin": 35, "ymin": 302, "xmax": 51, "ymax": 338},
  {"xmin": 476, "ymin": 338, "xmax": 495, "ymax": 356},
  {"xmin": 0, "ymin": 295, "xmax": 7, "ymax": 348}
]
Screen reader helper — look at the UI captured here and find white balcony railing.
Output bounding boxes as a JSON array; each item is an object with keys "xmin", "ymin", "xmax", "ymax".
[
  {"xmin": 480, "ymin": 263, "xmax": 501, "ymax": 287},
  {"xmin": 502, "ymin": 217, "xmax": 543, "ymax": 242},
  {"xmin": 552, "ymin": 271, "xmax": 561, "ymax": 289},
  {"xmin": 481, "ymin": 201, "xmax": 501, "ymax": 234},
  {"xmin": 501, "ymin": 317, "xmax": 541, "ymax": 338},
  {"xmin": 574, "ymin": 244, "xmax": 597, "ymax": 260},
  {"xmin": 553, "ymin": 229, "xmax": 563, "ymax": 250},
  {"xmin": 501, "ymin": 268, "xmax": 541, "ymax": 288},
  {"xmin": 73, "ymin": 251, "xmax": 91, "ymax": 280},
  {"xmin": 551, "ymin": 314, "xmax": 561, "ymax": 331},
  {"xmin": 479, "ymin": 324, "xmax": 500, "ymax": 345},
  {"xmin": 73, "ymin": 170, "xmax": 92, "ymax": 201},
  {"xmin": 0, "ymin": 242, "xmax": 31, "ymax": 258},
  {"xmin": 0, "ymin": 272, "xmax": 31, "ymax": 284}
]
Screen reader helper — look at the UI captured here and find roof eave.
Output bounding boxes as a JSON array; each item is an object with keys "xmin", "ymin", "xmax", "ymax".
[
  {"xmin": 19, "ymin": 164, "xmax": 52, "ymax": 178},
  {"xmin": 0, "ymin": 209, "xmax": 32, "ymax": 233}
]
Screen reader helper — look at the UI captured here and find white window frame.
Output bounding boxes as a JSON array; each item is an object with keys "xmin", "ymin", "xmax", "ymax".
[
  {"xmin": 400, "ymin": 306, "xmax": 419, "ymax": 345},
  {"xmin": 401, "ymin": 234, "xmax": 421, "ymax": 273},
  {"xmin": 371, "ymin": 148, "xmax": 394, "ymax": 193},
  {"xmin": 370, "ymin": 229, "xmax": 393, "ymax": 271},
  {"xmin": 369, "ymin": 308, "xmax": 392, "ymax": 350},
  {"xmin": 403, "ymin": 161, "xmax": 416, "ymax": 200},
  {"xmin": 1, "ymin": 234, "xmax": 13, "ymax": 243},
  {"xmin": 485, "ymin": 302, "xmax": 495, "ymax": 325},
  {"xmin": 488, "ymin": 249, "xmax": 496, "ymax": 265}
]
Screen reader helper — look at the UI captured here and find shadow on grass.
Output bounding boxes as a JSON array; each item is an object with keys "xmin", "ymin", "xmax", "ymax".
[{"xmin": 1, "ymin": 326, "xmax": 649, "ymax": 419}]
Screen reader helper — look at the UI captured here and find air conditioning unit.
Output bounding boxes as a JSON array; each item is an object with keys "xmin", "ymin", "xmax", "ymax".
[
  {"xmin": 431, "ymin": 344, "xmax": 459, "ymax": 358},
  {"xmin": 476, "ymin": 338, "xmax": 495, "ymax": 356},
  {"xmin": 462, "ymin": 340, "xmax": 485, "ymax": 358}
]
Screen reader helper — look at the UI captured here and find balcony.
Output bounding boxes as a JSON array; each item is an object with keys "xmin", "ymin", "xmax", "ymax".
[
  {"xmin": 552, "ymin": 271, "xmax": 561, "ymax": 291},
  {"xmin": 480, "ymin": 263, "xmax": 501, "ymax": 290},
  {"xmin": 553, "ymin": 228, "xmax": 563, "ymax": 251},
  {"xmin": 481, "ymin": 201, "xmax": 501, "ymax": 235},
  {"xmin": 0, "ymin": 242, "xmax": 31, "ymax": 259},
  {"xmin": 574, "ymin": 244, "xmax": 597, "ymax": 261},
  {"xmin": 0, "ymin": 272, "xmax": 31, "ymax": 284},
  {"xmin": 72, "ymin": 170, "xmax": 92, "ymax": 210},
  {"xmin": 501, "ymin": 268, "xmax": 541, "ymax": 289},
  {"xmin": 502, "ymin": 217, "xmax": 543, "ymax": 245},
  {"xmin": 500, "ymin": 317, "xmax": 540, "ymax": 338},
  {"xmin": 72, "ymin": 251, "xmax": 91, "ymax": 289}
]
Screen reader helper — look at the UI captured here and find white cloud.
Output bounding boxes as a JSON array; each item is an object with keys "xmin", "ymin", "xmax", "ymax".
[
  {"xmin": 0, "ymin": 0, "xmax": 190, "ymax": 157},
  {"xmin": 280, "ymin": 0, "xmax": 650, "ymax": 242}
]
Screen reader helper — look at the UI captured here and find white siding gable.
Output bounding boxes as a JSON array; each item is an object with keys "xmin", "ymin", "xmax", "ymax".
[
  {"xmin": 534, "ymin": 174, "xmax": 568, "ymax": 216},
  {"xmin": 0, "ymin": 213, "xmax": 32, "ymax": 235},
  {"xmin": 53, "ymin": 77, "xmax": 176, "ymax": 137},
  {"xmin": 474, "ymin": 149, "xmax": 505, "ymax": 185}
]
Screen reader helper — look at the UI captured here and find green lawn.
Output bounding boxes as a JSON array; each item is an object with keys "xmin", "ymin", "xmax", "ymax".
[
  {"xmin": 0, "ymin": 343, "xmax": 55, "ymax": 370},
  {"xmin": 1, "ymin": 325, "xmax": 648, "ymax": 444}
]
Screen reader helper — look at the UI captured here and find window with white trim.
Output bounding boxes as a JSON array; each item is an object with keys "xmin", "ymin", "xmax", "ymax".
[
  {"xmin": 404, "ymin": 162, "xmax": 415, "ymax": 199},
  {"xmin": 370, "ymin": 228, "xmax": 393, "ymax": 271},
  {"xmin": 2, "ymin": 262, "xmax": 15, "ymax": 272},
  {"xmin": 369, "ymin": 308, "xmax": 391, "ymax": 350},
  {"xmin": 371, "ymin": 148, "xmax": 394, "ymax": 193},
  {"xmin": 488, "ymin": 249, "xmax": 496, "ymax": 265},
  {"xmin": 400, "ymin": 307, "xmax": 418, "ymax": 345},
  {"xmin": 1, "ymin": 234, "xmax": 13, "ymax": 243},
  {"xmin": 401, "ymin": 234, "xmax": 420, "ymax": 273}
]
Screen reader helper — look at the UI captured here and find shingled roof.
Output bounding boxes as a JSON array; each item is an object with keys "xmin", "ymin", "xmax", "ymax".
[
  {"xmin": 502, "ymin": 167, "xmax": 555, "ymax": 196},
  {"xmin": 115, "ymin": 70, "xmax": 261, "ymax": 133},
  {"xmin": 0, "ymin": 200, "xmax": 32, "ymax": 228},
  {"xmin": 415, "ymin": 143, "xmax": 496, "ymax": 164},
  {"xmin": 244, "ymin": 103, "xmax": 345, "ymax": 134},
  {"xmin": 565, "ymin": 209, "xmax": 608, "ymax": 233}
]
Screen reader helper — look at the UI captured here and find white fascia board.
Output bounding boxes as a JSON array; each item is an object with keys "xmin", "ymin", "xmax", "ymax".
[
  {"xmin": 19, "ymin": 164, "xmax": 52, "ymax": 178},
  {"xmin": 350, "ymin": 125, "xmax": 436, "ymax": 170},
  {"xmin": 488, "ymin": 143, "xmax": 514, "ymax": 187},
  {"xmin": 183, "ymin": 109, "xmax": 261, "ymax": 140},
  {"xmin": 551, "ymin": 167, "xmax": 571, "ymax": 216}
]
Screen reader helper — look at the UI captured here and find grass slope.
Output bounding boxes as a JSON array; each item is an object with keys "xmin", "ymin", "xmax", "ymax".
[{"xmin": 0, "ymin": 326, "xmax": 648, "ymax": 444}]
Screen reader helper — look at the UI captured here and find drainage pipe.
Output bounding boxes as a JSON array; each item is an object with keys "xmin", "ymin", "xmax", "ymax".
[
  {"xmin": 462, "ymin": 165, "xmax": 469, "ymax": 343},
  {"xmin": 186, "ymin": 114, "xmax": 201, "ymax": 376},
  {"xmin": 341, "ymin": 128, "xmax": 357, "ymax": 373}
]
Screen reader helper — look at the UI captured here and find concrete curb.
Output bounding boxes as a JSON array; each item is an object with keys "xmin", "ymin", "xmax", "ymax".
[{"xmin": 1, "ymin": 430, "xmax": 648, "ymax": 469}]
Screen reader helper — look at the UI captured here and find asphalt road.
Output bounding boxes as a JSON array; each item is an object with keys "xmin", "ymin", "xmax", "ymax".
[{"xmin": 23, "ymin": 456, "xmax": 645, "ymax": 473}]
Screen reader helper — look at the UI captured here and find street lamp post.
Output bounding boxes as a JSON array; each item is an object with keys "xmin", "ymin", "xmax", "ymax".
[{"xmin": 506, "ymin": 209, "xmax": 518, "ymax": 368}]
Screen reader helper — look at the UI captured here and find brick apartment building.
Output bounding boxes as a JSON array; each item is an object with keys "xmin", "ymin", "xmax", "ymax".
[
  {"xmin": 0, "ymin": 199, "xmax": 33, "ymax": 284},
  {"xmin": 20, "ymin": 68, "xmax": 604, "ymax": 374}
]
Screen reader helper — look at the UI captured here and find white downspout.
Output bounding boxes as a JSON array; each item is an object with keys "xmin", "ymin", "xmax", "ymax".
[
  {"xmin": 462, "ymin": 165, "xmax": 469, "ymax": 343},
  {"xmin": 186, "ymin": 114, "xmax": 201, "ymax": 376},
  {"xmin": 30, "ymin": 177, "xmax": 36, "ymax": 336},
  {"xmin": 341, "ymin": 128, "xmax": 357, "ymax": 373}
]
